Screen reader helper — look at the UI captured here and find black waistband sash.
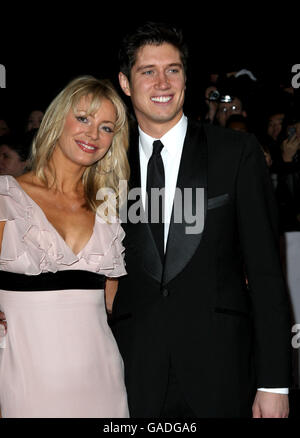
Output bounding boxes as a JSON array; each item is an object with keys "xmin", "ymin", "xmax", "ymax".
[{"xmin": 0, "ymin": 270, "xmax": 106, "ymax": 291}]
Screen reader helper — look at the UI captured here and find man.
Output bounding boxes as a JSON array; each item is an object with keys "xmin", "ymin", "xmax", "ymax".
[
  {"xmin": 110, "ymin": 22, "xmax": 292, "ymax": 418},
  {"xmin": 216, "ymin": 95, "xmax": 247, "ymax": 128}
]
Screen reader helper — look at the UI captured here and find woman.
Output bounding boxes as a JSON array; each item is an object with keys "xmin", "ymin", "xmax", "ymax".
[
  {"xmin": 25, "ymin": 109, "xmax": 44, "ymax": 132},
  {"xmin": 0, "ymin": 118, "xmax": 10, "ymax": 137},
  {"xmin": 0, "ymin": 133, "xmax": 32, "ymax": 177},
  {"xmin": 0, "ymin": 76, "xmax": 130, "ymax": 418}
]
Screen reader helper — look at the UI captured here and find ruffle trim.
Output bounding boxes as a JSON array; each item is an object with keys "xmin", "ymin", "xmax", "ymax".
[
  {"xmin": 0, "ymin": 175, "xmax": 33, "ymax": 222},
  {"xmin": 0, "ymin": 175, "xmax": 126, "ymax": 276}
]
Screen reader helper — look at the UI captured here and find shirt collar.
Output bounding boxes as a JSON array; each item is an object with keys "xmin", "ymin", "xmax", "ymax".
[{"xmin": 139, "ymin": 115, "xmax": 188, "ymax": 160}]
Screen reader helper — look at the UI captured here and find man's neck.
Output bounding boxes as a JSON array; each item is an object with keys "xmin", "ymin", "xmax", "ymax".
[{"xmin": 137, "ymin": 111, "xmax": 184, "ymax": 139}]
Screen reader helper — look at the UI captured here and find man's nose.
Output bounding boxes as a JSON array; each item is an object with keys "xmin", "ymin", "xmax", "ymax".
[{"xmin": 155, "ymin": 72, "xmax": 170, "ymax": 89}]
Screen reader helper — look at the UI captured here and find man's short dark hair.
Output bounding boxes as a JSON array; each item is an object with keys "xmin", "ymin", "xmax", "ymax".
[{"xmin": 119, "ymin": 21, "xmax": 189, "ymax": 80}]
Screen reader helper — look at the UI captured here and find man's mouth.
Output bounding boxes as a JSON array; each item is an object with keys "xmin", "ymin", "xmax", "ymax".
[{"xmin": 150, "ymin": 95, "xmax": 173, "ymax": 103}]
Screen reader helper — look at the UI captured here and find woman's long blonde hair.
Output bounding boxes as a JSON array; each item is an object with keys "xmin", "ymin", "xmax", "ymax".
[{"xmin": 30, "ymin": 75, "xmax": 130, "ymax": 214}]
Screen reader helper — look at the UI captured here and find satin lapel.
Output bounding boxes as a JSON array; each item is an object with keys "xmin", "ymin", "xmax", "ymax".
[
  {"xmin": 162, "ymin": 120, "xmax": 208, "ymax": 285},
  {"xmin": 126, "ymin": 134, "xmax": 163, "ymax": 283}
]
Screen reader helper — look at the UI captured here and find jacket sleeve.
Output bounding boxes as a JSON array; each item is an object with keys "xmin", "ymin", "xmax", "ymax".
[{"xmin": 236, "ymin": 134, "xmax": 292, "ymax": 388}]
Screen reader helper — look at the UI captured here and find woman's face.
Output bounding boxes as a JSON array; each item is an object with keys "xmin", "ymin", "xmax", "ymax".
[
  {"xmin": 0, "ymin": 120, "xmax": 10, "ymax": 136},
  {"xmin": 0, "ymin": 144, "xmax": 27, "ymax": 177},
  {"xmin": 26, "ymin": 110, "xmax": 44, "ymax": 131},
  {"xmin": 267, "ymin": 113, "xmax": 285, "ymax": 141},
  {"xmin": 54, "ymin": 95, "xmax": 117, "ymax": 168}
]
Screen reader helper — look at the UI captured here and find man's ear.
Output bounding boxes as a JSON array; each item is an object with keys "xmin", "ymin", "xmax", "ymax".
[{"xmin": 118, "ymin": 72, "xmax": 131, "ymax": 97}]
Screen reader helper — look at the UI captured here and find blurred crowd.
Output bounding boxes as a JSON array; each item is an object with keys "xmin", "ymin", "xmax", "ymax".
[
  {"xmin": 196, "ymin": 67, "xmax": 300, "ymax": 236},
  {"xmin": 0, "ymin": 109, "xmax": 43, "ymax": 177}
]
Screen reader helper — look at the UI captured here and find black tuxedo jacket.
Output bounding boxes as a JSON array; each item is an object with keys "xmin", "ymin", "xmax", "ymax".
[{"xmin": 111, "ymin": 119, "xmax": 291, "ymax": 418}]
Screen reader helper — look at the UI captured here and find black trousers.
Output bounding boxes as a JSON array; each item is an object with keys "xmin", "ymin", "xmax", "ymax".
[{"xmin": 160, "ymin": 363, "xmax": 196, "ymax": 418}]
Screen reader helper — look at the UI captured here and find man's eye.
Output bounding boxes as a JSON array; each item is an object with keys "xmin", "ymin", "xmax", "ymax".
[{"xmin": 143, "ymin": 70, "xmax": 154, "ymax": 76}]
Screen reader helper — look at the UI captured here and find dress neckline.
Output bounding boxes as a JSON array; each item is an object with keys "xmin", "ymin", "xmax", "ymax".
[{"xmin": 9, "ymin": 175, "xmax": 96, "ymax": 258}]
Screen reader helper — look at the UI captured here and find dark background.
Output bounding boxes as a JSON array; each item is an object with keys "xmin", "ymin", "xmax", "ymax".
[{"xmin": 0, "ymin": 12, "xmax": 297, "ymax": 133}]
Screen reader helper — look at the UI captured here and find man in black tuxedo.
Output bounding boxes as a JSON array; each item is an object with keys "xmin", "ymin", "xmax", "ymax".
[{"xmin": 111, "ymin": 22, "xmax": 291, "ymax": 418}]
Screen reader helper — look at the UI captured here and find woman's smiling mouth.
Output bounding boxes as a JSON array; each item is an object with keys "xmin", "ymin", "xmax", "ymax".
[{"xmin": 75, "ymin": 140, "xmax": 99, "ymax": 153}]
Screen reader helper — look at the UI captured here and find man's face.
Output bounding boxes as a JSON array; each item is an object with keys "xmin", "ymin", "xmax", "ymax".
[
  {"xmin": 119, "ymin": 43, "xmax": 186, "ymax": 136},
  {"xmin": 216, "ymin": 97, "xmax": 244, "ymax": 127}
]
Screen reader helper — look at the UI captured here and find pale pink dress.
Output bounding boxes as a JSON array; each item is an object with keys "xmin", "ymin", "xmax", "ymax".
[{"xmin": 0, "ymin": 175, "xmax": 129, "ymax": 418}]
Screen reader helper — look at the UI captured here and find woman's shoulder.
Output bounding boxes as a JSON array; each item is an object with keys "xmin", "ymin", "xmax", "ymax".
[
  {"xmin": 0, "ymin": 174, "xmax": 32, "ymax": 222},
  {"xmin": 0, "ymin": 172, "xmax": 43, "ymax": 202},
  {"xmin": 16, "ymin": 171, "xmax": 44, "ymax": 193},
  {"xmin": 0, "ymin": 174, "xmax": 21, "ymax": 196}
]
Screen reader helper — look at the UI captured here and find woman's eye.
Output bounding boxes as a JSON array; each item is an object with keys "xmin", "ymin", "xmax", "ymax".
[
  {"xmin": 102, "ymin": 126, "xmax": 114, "ymax": 133},
  {"xmin": 76, "ymin": 116, "xmax": 88, "ymax": 123}
]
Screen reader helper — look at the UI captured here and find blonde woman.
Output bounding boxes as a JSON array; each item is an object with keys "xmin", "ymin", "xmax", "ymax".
[{"xmin": 0, "ymin": 76, "xmax": 130, "ymax": 418}]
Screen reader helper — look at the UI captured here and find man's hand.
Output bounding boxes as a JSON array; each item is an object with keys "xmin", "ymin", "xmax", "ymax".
[
  {"xmin": 0, "ymin": 311, "xmax": 7, "ymax": 334},
  {"xmin": 252, "ymin": 391, "xmax": 289, "ymax": 418}
]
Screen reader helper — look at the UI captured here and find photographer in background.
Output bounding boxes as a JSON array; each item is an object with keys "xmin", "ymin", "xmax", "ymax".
[
  {"xmin": 200, "ymin": 70, "xmax": 258, "ymax": 127},
  {"xmin": 201, "ymin": 83, "xmax": 248, "ymax": 127},
  {"xmin": 274, "ymin": 115, "xmax": 300, "ymax": 233},
  {"xmin": 215, "ymin": 82, "xmax": 248, "ymax": 128},
  {"xmin": 201, "ymin": 84, "xmax": 220, "ymax": 123}
]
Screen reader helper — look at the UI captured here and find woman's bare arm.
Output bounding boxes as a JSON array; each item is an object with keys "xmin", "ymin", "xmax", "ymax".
[
  {"xmin": 0, "ymin": 221, "xmax": 7, "ymax": 332},
  {"xmin": 105, "ymin": 278, "xmax": 118, "ymax": 315},
  {"xmin": 0, "ymin": 221, "xmax": 5, "ymax": 253}
]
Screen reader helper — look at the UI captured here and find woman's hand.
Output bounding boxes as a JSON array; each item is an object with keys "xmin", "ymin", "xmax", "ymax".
[{"xmin": 282, "ymin": 134, "xmax": 300, "ymax": 162}]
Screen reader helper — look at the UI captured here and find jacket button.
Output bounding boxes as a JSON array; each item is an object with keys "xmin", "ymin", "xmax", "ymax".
[{"xmin": 162, "ymin": 288, "xmax": 169, "ymax": 297}]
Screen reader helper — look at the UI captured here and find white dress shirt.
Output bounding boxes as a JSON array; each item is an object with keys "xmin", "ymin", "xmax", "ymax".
[
  {"xmin": 139, "ymin": 114, "xmax": 187, "ymax": 251},
  {"xmin": 138, "ymin": 115, "xmax": 288, "ymax": 396}
]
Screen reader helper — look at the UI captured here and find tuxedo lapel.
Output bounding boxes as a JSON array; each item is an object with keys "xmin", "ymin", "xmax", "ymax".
[
  {"xmin": 125, "ymin": 120, "xmax": 207, "ymax": 285},
  {"xmin": 162, "ymin": 120, "xmax": 208, "ymax": 285},
  {"xmin": 126, "ymin": 133, "xmax": 163, "ymax": 283}
]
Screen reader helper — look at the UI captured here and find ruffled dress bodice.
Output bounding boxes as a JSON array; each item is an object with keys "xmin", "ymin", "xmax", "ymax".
[{"xmin": 0, "ymin": 175, "xmax": 126, "ymax": 277}]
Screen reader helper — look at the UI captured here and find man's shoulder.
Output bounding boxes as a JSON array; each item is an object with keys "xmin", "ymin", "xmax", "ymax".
[
  {"xmin": 188, "ymin": 119, "xmax": 259, "ymax": 154},
  {"xmin": 190, "ymin": 119, "xmax": 249, "ymax": 141}
]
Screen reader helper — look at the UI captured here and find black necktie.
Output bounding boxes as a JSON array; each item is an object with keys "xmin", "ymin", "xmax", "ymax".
[{"xmin": 146, "ymin": 140, "xmax": 165, "ymax": 260}]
